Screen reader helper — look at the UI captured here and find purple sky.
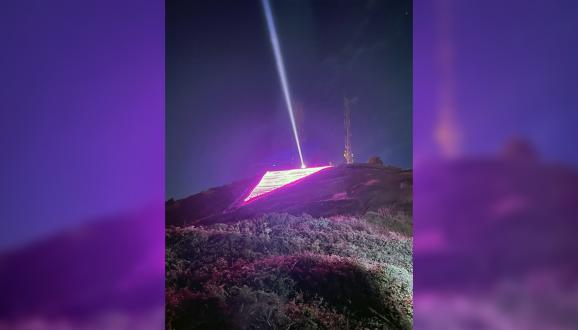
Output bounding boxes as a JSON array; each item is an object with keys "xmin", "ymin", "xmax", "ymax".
[
  {"xmin": 414, "ymin": 0, "xmax": 578, "ymax": 163},
  {"xmin": 0, "ymin": 0, "xmax": 164, "ymax": 250}
]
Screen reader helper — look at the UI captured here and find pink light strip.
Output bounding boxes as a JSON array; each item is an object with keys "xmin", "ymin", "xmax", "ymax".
[{"xmin": 244, "ymin": 166, "xmax": 331, "ymax": 203}]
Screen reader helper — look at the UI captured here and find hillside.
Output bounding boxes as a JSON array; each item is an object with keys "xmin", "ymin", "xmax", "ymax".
[
  {"xmin": 166, "ymin": 164, "xmax": 413, "ymax": 329},
  {"xmin": 166, "ymin": 164, "xmax": 412, "ymax": 227},
  {"xmin": 0, "ymin": 207, "xmax": 164, "ymax": 328},
  {"xmin": 413, "ymin": 157, "xmax": 578, "ymax": 328}
]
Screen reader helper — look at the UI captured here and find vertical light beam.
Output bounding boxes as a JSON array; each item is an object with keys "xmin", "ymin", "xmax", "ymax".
[{"xmin": 261, "ymin": 0, "xmax": 306, "ymax": 168}]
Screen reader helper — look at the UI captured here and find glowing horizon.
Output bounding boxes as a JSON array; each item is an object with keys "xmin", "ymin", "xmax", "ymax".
[
  {"xmin": 244, "ymin": 166, "xmax": 331, "ymax": 203},
  {"xmin": 261, "ymin": 0, "xmax": 305, "ymax": 168}
]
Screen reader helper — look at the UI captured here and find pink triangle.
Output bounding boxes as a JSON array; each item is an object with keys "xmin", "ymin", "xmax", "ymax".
[{"xmin": 244, "ymin": 166, "xmax": 331, "ymax": 203}]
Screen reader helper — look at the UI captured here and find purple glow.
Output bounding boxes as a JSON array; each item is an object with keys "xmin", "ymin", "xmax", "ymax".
[
  {"xmin": 261, "ymin": 0, "xmax": 305, "ymax": 168},
  {"xmin": 244, "ymin": 166, "xmax": 331, "ymax": 202}
]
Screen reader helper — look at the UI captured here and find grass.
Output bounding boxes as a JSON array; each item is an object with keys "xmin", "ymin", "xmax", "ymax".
[{"xmin": 166, "ymin": 212, "xmax": 412, "ymax": 329}]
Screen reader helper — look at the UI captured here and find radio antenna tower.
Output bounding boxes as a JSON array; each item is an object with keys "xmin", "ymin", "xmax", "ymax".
[{"xmin": 343, "ymin": 96, "xmax": 355, "ymax": 164}]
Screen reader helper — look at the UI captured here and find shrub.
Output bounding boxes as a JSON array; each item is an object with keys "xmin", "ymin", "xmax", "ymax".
[
  {"xmin": 166, "ymin": 213, "xmax": 413, "ymax": 329},
  {"xmin": 368, "ymin": 156, "xmax": 384, "ymax": 166},
  {"xmin": 364, "ymin": 208, "xmax": 413, "ymax": 237}
]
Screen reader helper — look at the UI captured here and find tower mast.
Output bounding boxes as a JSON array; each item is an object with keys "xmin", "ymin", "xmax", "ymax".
[{"xmin": 343, "ymin": 96, "xmax": 354, "ymax": 164}]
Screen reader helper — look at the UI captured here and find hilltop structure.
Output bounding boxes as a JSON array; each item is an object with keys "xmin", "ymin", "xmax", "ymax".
[{"xmin": 343, "ymin": 96, "xmax": 355, "ymax": 164}]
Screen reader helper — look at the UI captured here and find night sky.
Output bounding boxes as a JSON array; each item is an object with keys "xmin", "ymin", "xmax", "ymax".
[{"xmin": 166, "ymin": 0, "xmax": 412, "ymax": 199}]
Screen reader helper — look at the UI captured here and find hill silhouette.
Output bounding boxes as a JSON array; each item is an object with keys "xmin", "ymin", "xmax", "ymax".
[
  {"xmin": 166, "ymin": 164, "xmax": 412, "ymax": 227},
  {"xmin": 0, "ymin": 206, "xmax": 164, "ymax": 328}
]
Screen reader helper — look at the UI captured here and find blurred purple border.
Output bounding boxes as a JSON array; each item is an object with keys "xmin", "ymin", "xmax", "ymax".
[
  {"xmin": 2, "ymin": 0, "xmax": 578, "ymax": 328},
  {"xmin": 0, "ymin": 0, "xmax": 164, "ymax": 327},
  {"xmin": 414, "ymin": 0, "xmax": 578, "ymax": 328}
]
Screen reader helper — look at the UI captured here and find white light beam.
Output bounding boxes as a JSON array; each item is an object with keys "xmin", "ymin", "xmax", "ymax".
[{"xmin": 261, "ymin": 0, "xmax": 306, "ymax": 168}]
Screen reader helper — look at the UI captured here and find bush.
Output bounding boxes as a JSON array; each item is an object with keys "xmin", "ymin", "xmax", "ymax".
[
  {"xmin": 166, "ymin": 213, "xmax": 413, "ymax": 329},
  {"xmin": 364, "ymin": 208, "xmax": 413, "ymax": 237},
  {"xmin": 368, "ymin": 156, "xmax": 384, "ymax": 166}
]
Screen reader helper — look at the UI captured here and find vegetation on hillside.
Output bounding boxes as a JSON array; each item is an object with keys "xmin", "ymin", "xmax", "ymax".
[{"xmin": 166, "ymin": 211, "xmax": 412, "ymax": 329}]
